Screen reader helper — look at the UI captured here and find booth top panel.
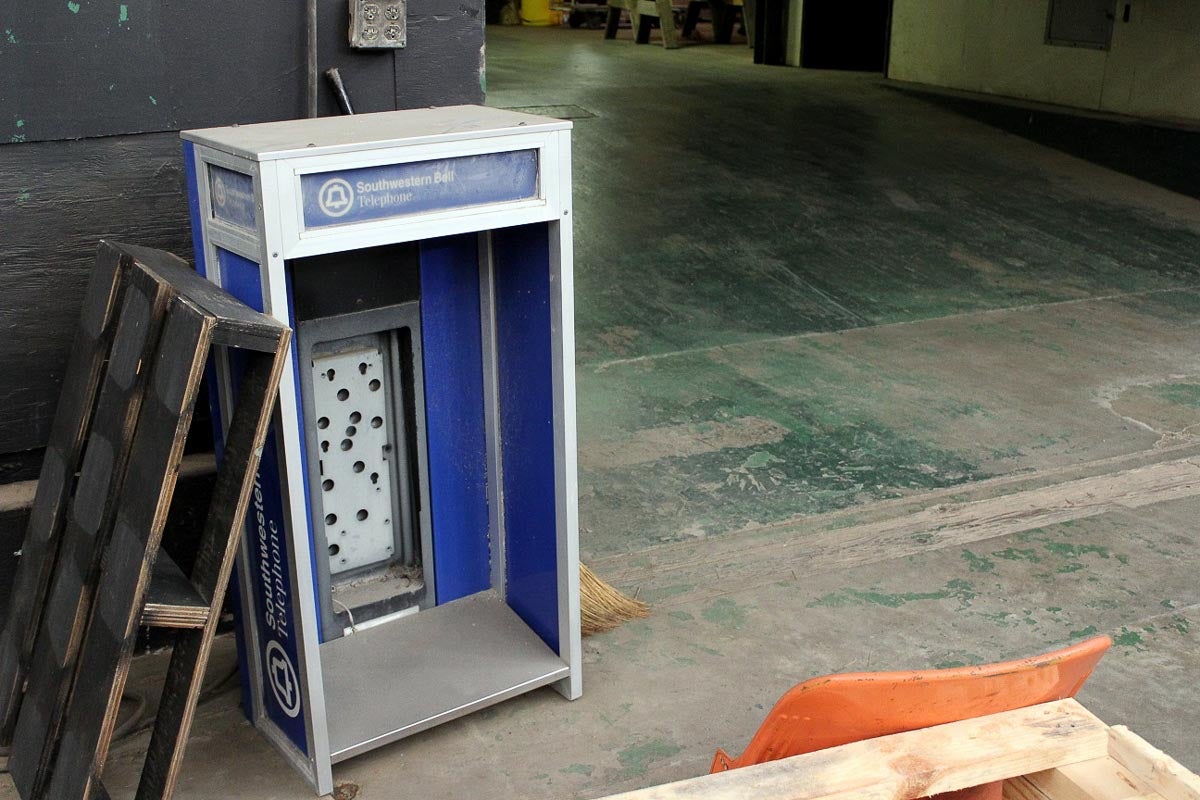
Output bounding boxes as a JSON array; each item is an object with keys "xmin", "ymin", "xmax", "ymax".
[{"xmin": 181, "ymin": 105, "xmax": 571, "ymax": 162}]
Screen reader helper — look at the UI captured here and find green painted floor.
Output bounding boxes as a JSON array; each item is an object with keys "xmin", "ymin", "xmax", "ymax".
[
  {"xmin": 59, "ymin": 25, "xmax": 1200, "ymax": 800},
  {"xmin": 484, "ymin": 27, "xmax": 1200, "ymax": 558}
]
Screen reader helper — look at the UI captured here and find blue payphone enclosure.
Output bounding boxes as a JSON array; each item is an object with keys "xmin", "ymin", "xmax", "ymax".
[{"xmin": 181, "ymin": 107, "xmax": 581, "ymax": 794}]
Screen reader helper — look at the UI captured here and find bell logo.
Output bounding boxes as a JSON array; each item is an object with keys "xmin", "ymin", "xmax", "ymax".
[
  {"xmin": 265, "ymin": 640, "xmax": 301, "ymax": 718},
  {"xmin": 213, "ymin": 176, "xmax": 227, "ymax": 208},
  {"xmin": 317, "ymin": 177, "xmax": 355, "ymax": 218}
]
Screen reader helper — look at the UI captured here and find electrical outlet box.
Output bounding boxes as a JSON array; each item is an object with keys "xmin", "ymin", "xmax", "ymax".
[{"xmin": 350, "ymin": 0, "xmax": 406, "ymax": 48}]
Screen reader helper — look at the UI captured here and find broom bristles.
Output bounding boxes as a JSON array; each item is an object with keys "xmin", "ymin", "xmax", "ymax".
[{"xmin": 580, "ymin": 563, "xmax": 649, "ymax": 636}]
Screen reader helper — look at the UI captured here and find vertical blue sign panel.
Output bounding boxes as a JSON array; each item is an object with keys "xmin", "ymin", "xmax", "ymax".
[
  {"xmin": 493, "ymin": 223, "xmax": 560, "ymax": 652},
  {"xmin": 419, "ymin": 235, "xmax": 492, "ymax": 602},
  {"xmin": 301, "ymin": 150, "xmax": 539, "ymax": 229},
  {"xmin": 184, "ymin": 142, "xmax": 255, "ymax": 718},
  {"xmin": 209, "ymin": 165, "xmax": 258, "ymax": 231},
  {"xmin": 216, "ymin": 248, "xmax": 310, "ymax": 755}
]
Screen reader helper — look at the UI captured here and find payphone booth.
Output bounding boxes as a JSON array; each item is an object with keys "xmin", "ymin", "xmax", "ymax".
[{"xmin": 181, "ymin": 107, "xmax": 582, "ymax": 794}]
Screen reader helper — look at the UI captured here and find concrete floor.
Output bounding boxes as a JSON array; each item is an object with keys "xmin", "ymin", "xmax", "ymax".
[{"xmin": 19, "ymin": 24, "xmax": 1200, "ymax": 800}]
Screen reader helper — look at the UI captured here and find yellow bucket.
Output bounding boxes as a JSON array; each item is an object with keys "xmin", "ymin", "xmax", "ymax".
[{"xmin": 521, "ymin": 0, "xmax": 560, "ymax": 25}]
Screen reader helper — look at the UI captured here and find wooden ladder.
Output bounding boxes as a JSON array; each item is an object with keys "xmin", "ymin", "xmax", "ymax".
[{"xmin": 0, "ymin": 241, "xmax": 290, "ymax": 800}]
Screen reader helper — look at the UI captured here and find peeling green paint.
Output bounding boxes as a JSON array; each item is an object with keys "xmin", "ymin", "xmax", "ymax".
[
  {"xmin": 961, "ymin": 550, "xmax": 995, "ymax": 573},
  {"xmin": 1044, "ymin": 542, "xmax": 1111, "ymax": 559},
  {"xmin": 742, "ymin": 450, "xmax": 783, "ymax": 470},
  {"xmin": 701, "ymin": 597, "xmax": 750, "ymax": 629},
  {"xmin": 617, "ymin": 739, "xmax": 683, "ymax": 777},
  {"xmin": 980, "ymin": 609, "xmax": 1037, "ymax": 627},
  {"xmin": 561, "ymin": 763, "xmax": 594, "ymax": 777},
  {"xmin": 1069, "ymin": 625, "xmax": 1098, "ymax": 638},
  {"xmin": 67, "ymin": 1, "xmax": 81, "ymax": 12},
  {"xmin": 16, "ymin": 189, "xmax": 31, "ymax": 205},
  {"xmin": 118, "ymin": 3, "xmax": 129, "ymax": 22},
  {"xmin": 1113, "ymin": 629, "xmax": 1147, "ymax": 650},
  {"xmin": 1151, "ymin": 382, "xmax": 1200, "ymax": 408},
  {"xmin": 993, "ymin": 547, "xmax": 1041, "ymax": 562},
  {"xmin": 4, "ymin": 28, "xmax": 16, "ymax": 44},
  {"xmin": 933, "ymin": 654, "xmax": 983, "ymax": 669},
  {"xmin": 808, "ymin": 579, "xmax": 976, "ymax": 609},
  {"xmin": 946, "ymin": 402, "xmax": 987, "ymax": 417},
  {"xmin": 149, "ymin": 95, "xmax": 157, "ymax": 105},
  {"xmin": 1170, "ymin": 615, "xmax": 1190, "ymax": 635},
  {"xmin": 645, "ymin": 584, "xmax": 696, "ymax": 601}
]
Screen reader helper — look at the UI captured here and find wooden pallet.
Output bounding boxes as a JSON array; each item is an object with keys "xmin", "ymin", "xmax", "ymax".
[
  {"xmin": 0, "ymin": 242, "xmax": 134, "ymax": 746},
  {"xmin": 599, "ymin": 699, "xmax": 1200, "ymax": 800},
  {"xmin": 0, "ymin": 241, "xmax": 290, "ymax": 800}
]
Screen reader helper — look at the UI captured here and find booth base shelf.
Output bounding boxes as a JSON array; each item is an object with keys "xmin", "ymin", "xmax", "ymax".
[{"xmin": 321, "ymin": 590, "xmax": 570, "ymax": 761}]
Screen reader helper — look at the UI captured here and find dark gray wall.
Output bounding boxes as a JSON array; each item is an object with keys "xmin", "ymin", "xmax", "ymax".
[
  {"xmin": 0, "ymin": 0, "xmax": 485, "ymax": 457},
  {"xmin": 2, "ymin": 0, "xmax": 485, "ymax": 142}
]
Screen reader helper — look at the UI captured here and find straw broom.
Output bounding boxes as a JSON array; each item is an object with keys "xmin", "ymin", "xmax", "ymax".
[{"xmin": 580, "ymin": 563, "xmax": 649, "ymax": 636}]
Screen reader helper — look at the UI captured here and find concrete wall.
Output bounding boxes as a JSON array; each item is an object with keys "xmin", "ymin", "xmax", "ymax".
[
  {"xmin": 888, "ymin": 0, "xmax": 1200, "ymax": 122},
  {"xmin": 1102, "ymin": 1, "xmax": 1200, "ymax": 120}
]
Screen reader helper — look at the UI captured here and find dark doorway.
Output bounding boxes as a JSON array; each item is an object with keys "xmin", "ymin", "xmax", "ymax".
[{"xmin": 800, "ymin": 0, "xmax": 891, "ymax": 71}]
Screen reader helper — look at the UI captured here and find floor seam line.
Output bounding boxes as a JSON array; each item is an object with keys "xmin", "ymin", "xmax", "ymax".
[{"xmin": 586, "ymin": 282, "xmax": 1200, "ymax": 371}]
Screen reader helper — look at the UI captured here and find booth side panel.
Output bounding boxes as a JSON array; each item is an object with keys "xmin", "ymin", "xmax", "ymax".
[
  {"xmin": 418, "ymin": 235, "xmax": 491, "ymax": 603},
  {"xmin": 184, "ymin": 142, "xmax": 258, "ymax": 719},
  {"xmin": 214, "ymin": 248, "xmax": 311, "ymax": 756},
  {"xmin": 182, "ymin": 142, "xmax": 207, "ymax": 276},
  {"xmin": 279, "ymin": 266, "xmax": 325, "ymax": 641},
  {"xmin": 493, "ymin": 222, "xmax": 560, "ymax": 652}
]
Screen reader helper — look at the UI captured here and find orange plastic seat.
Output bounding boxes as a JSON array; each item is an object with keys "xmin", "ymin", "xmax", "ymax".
[{"xmin": 711, "ymin": 636, "xmax": 1112, "ymax": 800}]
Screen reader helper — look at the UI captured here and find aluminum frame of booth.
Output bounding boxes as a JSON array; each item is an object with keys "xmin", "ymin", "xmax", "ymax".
[{"xmin": 181, "ymin": 106, "xmax": 582, "ymax": 794}]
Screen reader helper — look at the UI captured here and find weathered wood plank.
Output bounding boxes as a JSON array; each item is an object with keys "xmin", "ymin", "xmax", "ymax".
[
  {"xmin": 0, "ymin": 242, "xmax": 131, "ymax": 745},
  {"xmin": 1017, "ymin": 757, "xmax": 1157, "ymax": 800},
  {"xmin": 8, "ymin": 264, "xmax": 174, "ymax": 799},
  {"xmin": 1003, "ymin": 775, "xmax": 1053, "ymax": 800},
  {"xmin": 137, "ymin": 344, "xmax": 289, "ymax": 800},
  {"xmin": 45, "ymin": 297, "xmax": 213, "ymax": 800},
  {"xmin": 599, "ymin": 700, "xmax": 1109, "ymax": 800},
  {"xmin": 121, "ymin": 242, "xmax": 287, "ymax": 352},
  {"xmin": 142, "ymin": 552, "xmax": 211, "ymax": 630},
  {"xmin": 1108, "ymin": 726, "xmax": 1200, "ymax": 800},
  {"xmin": 0, "ymin": 453, "xmax": 218, "ymax": 515}
]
